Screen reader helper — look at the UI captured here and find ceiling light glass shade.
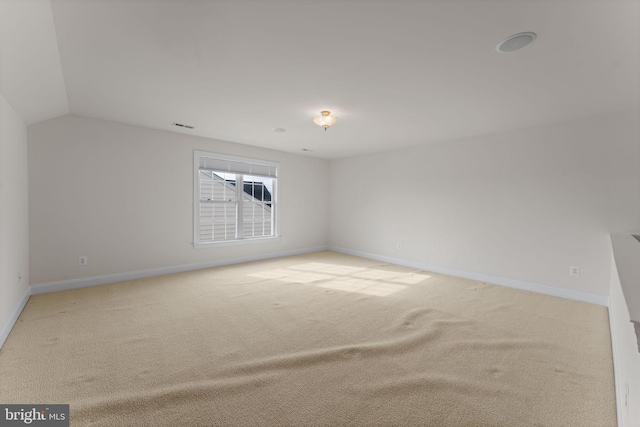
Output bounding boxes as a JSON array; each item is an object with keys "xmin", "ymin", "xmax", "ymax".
[{"xmin": 313, "ymin": 110, "xmax": 337, "ymax": 130}]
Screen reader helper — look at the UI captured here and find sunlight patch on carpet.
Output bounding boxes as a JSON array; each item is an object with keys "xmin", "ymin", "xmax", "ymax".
[{"xmin": 248, "ymin": 262, "xmax": 432, "ymax": 297}]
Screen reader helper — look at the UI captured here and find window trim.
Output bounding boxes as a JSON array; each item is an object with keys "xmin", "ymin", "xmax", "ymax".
[{"xmin": 193, "ymin": 151, "xmax": 280, "ymax": 248}]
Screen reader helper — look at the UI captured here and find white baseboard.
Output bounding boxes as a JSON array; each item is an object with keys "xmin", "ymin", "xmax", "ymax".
[
  {"xmin": 0, "ymin": 288, "xmax": 31, "ymax": 350},
  {"xmin": 30, "ymin": 245, "xmax": 607, "ymax": 306},
  {"xmin": 30, "ymin": 246, "xmax": 330, "ymax": 295},
  {"xmin": 329, "ymin": 246, "xmax": 609, "ymax": 307}
]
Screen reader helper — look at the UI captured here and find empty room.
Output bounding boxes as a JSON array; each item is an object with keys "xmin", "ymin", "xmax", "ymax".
[{"xmin": 1, "ymin": 0, "xmax": 639, "ymax": 426}]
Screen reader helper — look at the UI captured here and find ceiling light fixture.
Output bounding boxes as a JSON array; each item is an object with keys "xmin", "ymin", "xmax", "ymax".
[
  {"xmin": 496, "ymin": 32, "xmax": 537, "ymax": 53},
  {"xmin": 313, "ymin": 110, "xmax": 338, "ymax": 131}
]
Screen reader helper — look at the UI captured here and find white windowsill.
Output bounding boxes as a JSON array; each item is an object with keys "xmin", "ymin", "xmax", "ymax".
[{"xmin": 193, "ymin": 236, "xmax": 281, "ymax": 249}]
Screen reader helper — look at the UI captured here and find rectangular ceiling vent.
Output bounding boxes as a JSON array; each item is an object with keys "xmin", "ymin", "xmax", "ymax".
[{"xmin": 172, "ymin": 122, "xmax": 195, "ymax": 130}]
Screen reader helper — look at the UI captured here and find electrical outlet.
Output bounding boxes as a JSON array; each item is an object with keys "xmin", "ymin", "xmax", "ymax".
[
  {"xmin": 569, "ymin": 266, "xmax": 580, "ymax": 276},
  {"xmin": 79, "ymin": 256, "xmax": 88, "ymax": 266}
]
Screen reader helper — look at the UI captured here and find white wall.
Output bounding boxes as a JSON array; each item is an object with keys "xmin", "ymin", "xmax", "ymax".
[
  {"xmin": 27, "ymin": 115, "xmax": 329, "ymax": 285},
  {"xmin": 0, "ymin": 92, "xmax": 30, "ymax": 341},
  {"xmin": 610, "ymin": 241, "xmax": 640, "ymax": 427},
  {"xmin": 330, "ymin": 109, "xmax": 640, "ymax": 296}
]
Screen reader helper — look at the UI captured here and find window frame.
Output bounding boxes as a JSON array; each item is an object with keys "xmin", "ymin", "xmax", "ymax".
[{"xmin": 193, "ymin": 151, "xmax": 280, "ymax": 248}]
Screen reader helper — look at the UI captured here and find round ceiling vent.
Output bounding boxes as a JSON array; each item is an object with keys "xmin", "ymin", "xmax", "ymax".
[{"xmin": 496, "ymin": 32, "xmax": 537, "ymax": 53}]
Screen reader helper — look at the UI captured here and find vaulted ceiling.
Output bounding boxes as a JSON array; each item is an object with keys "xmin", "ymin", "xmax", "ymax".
[{"xmin": 2, "ymin": 0, "xmax": 638, "ymax": 159}]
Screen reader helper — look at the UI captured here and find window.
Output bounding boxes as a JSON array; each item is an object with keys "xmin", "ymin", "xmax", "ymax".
[{"xmin": 194, "ymin": 151, "xmax": 279, "ymax": 247}]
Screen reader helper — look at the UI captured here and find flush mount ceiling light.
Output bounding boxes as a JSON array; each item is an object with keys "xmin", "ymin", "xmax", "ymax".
[
  {"xmin": 496, "ymin": 32, "xmax": 537, "ymax": 53},
  {"xmin": 313, "ymin": 110, "xmax": 338, "ymax": 131}
]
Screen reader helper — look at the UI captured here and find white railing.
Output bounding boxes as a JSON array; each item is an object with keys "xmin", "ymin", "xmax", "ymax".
[{"xmin": 611, "ymin": 233, "xmax": 640, "ymax": 351}]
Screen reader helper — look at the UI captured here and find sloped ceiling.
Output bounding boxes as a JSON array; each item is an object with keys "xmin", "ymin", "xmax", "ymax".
[
  {"xmin": 4, "ymin": 1, "xmax": 640, "ymax": 159},
  {"xmin": 0, "ymin": 0, "xmax": 69, "ymax": 124}
]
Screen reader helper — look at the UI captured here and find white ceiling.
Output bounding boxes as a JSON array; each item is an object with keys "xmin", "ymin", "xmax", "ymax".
[
  {"xmin": 6, "ymin": 1, "xmax": 640, "ymax": 159},
  {"xmin": 0, "ymin": 0, "xmax": 68, "ymax": 124}
]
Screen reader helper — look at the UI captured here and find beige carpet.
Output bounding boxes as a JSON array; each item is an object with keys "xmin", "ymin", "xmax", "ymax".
[{"xmin": 0, "ymin": 251, "xmax": 616, "ymax": 426}]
